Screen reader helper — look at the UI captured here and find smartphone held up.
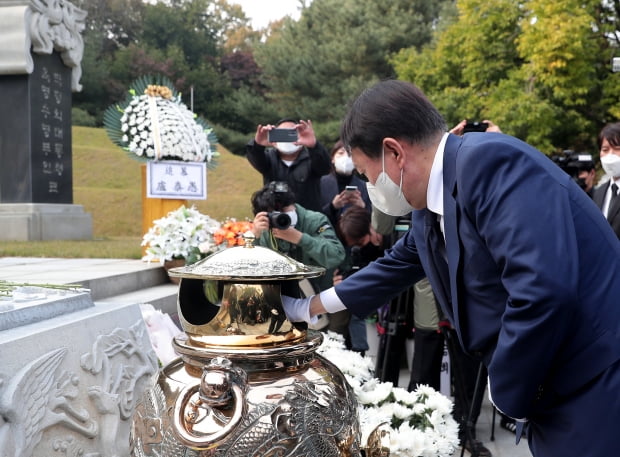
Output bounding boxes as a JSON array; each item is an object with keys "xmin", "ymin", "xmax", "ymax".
[{"xmin": 268, "ymin": 128, "xmax": 298, "ymax": 143}]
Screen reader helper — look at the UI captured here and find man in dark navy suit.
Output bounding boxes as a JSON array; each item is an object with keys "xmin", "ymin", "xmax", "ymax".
[
  {"xmin": 592, "ymin": 122, "xmax": 620, "ymax": 238},
  {"xmin": 283, "ymin": 80, "xmax": 620, "ymax": 457}
]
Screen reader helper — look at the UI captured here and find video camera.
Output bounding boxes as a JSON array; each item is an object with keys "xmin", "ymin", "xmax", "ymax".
[{"xmin": 550, "ymin": 150, "xmax": 595, "ymax": 190}]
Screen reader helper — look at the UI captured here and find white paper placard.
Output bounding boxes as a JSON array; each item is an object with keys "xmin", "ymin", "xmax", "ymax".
[{"xmin": 146, "ymin": 161, "xmax": 207, "ymax": 200}]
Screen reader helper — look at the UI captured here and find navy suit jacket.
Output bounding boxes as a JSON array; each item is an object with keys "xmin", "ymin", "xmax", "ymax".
[
  {"xmin": 592, "ymin": 180, "xmax": 620, "ymax": 238},
  {"xmin": 336, "ymin": 133, "xmax": 620, "ymax": 424}
]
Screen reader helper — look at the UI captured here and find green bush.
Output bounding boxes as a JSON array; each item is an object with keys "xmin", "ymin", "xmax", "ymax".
[
  {"xmin": 213, "ymin": 124, "xmax": 252, "ymax": 156},
  {"xmin": 72, "ymin": 107, "xmax": 98, "ymax": 127},
  {"xmin": 313, "ymin": 119, "xmax": 342, "ymax": 149}
]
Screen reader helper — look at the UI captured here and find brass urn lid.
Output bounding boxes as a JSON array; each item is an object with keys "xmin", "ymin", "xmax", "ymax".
[
  {"xmin": 167, "ymin": 234, "xmax": 324, "ymax": 350},
  {"xmin": 167, "ymin": 233, "xmax": 325, "ymax": 281}
]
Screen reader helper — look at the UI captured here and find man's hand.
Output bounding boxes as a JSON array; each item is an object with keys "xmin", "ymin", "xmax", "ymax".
[
  {"xmin": 254, "ymin": 124, "xmax": 275, "ymax": 147},
  {"xmin": 295, "ymin": 120, "xmax": 317, "ymax": 148},
  {"xmin": 482, "ymin": 119, "xmax": 502, "ymax": 133},
  {"xmin": 271, "ymin": 226, "xmax": 303, "ymax": 244},
  {"xmin": 332, "ymin": 188, "xmax": 365, "ymax": 210},
  {"xmin": 252, "ymin": 211, "xmax": 270, "ymax": 238},
  {"xmin": 333, "ymin": 269, "xmax": 344, "ymax": 286},
  {"xmin": 281, "ymin": 296, "xmax": 317, "ymax": 323},
  {"xmin": 449, "ymin": 119, "xmax": 467, "ymax": 136}
]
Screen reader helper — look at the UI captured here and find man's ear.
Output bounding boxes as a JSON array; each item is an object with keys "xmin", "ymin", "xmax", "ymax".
[{"xmin": 382, "ymin": 137, "xmax": 406, "ymax": 167}]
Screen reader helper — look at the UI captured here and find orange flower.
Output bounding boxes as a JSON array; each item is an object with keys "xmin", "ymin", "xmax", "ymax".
[{"xmin": 214, "ymin": 219, "xmax": 254, "ymax": 248}]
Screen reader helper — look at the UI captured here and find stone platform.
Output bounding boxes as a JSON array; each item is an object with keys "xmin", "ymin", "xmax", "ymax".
[{"xmin": 0, "ymin": 257, "xmax": 179, "ymax": 457}]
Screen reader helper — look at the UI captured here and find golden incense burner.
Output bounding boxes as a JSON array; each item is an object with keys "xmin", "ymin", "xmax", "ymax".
[{"xmin": 129, "ymin": 234, "xmax": 366, "ymax": 456}]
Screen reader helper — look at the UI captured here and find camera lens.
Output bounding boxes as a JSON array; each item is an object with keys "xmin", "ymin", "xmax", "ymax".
[{"xmin": 268, "ymin": 212, "xmax": 291, "ymax": 229}]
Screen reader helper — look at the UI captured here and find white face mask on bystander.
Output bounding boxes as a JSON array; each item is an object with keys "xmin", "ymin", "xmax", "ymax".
[
  {"xmin": 601, "ymin": 154, "xmax": 620, "ymax": 179},
  {"xmin": 276, "ymin": 143, "xmax": 302, "ymax": 155},
  {"xmin": 334, "ymin": 155, "xmax": 355, "ymax": 175}
]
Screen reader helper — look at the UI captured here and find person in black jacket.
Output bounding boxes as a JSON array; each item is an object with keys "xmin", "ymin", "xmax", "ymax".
[
  {"xmin": 319, "ymin": 139, "xmax": 372, "ymax": 227},
  {"xmin": 592, "ymin": 122, "xmax": 620, "ymax": 238},
  {"xmin": 246, "ymin": 118, "xmax": 332, "ymax": 212}
]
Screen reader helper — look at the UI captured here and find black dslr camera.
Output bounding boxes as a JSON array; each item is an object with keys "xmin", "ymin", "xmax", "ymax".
[{"xmin": 268, "ymin": 211, "xmax": 291, "ymax": 229}]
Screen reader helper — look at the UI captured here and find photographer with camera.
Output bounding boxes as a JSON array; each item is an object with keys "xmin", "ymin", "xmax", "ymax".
[
  {"xmin": 251, "ymin": 182, "xmax": 345, "ymax": 294},
  {"xmin": 246, "ymin": 119, "xmax": 332, "ymax": 212}
]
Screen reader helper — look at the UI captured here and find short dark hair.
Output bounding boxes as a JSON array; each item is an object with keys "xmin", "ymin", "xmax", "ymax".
[
  {"xmin": 275, "ymin": 118, "xmax": 298, "ymax": 127},
  {"xmin": 340, "ymin": 79, "xmax": 447, "ymax": 158},
  {"xmin": 330, "ymin": 139, "xmax": 345, "ymax": 159},
  {"xmin": 598, "ymin": 122, "xmax": 620, "ymax": 149},
  {"xmin": 251, "ymin": 181, "xmax": 296, "ymax": 214},
  {"xmin": 337, "ymin": 206, "xmax": 371, "ymax": 245}
]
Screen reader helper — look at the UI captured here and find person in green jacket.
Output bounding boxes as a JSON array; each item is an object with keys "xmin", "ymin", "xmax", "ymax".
[{"xmin": 251, "ymin": 181, "xmax": 345, "ymax": 295}]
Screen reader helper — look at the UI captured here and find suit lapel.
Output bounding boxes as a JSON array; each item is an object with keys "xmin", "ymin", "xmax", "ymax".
[
  {"xmin": 442, "ymin": 134, "xmax": 463, "ymax": 331},
  {"xmin": 607, "ymin": 183, "xmax": 620, "ymax": 222}
]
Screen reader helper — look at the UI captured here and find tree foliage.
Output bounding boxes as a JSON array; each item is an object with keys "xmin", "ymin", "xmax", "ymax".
[
  {"xmin": 391, "ymin": 0, "xmax": 620, "ymax": 154},
  {"xmin": 73, "ymin": 0, "xmax": 620, "ymax": 156},
  {"xmin": 252, "ymin": 0, "xmax": 447, "ymax": 141}
]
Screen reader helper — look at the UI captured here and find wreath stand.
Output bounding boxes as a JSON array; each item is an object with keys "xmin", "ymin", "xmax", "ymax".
[{"xmin": 141, "ymin": 164, "xmax": 186, "ymax": 258}]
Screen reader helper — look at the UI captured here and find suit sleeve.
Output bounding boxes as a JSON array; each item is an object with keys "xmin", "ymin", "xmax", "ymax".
[
  {"xmin": 458, "ymin": 138, "xmax": 582, "ymax": 418},
  {"xmin": 334, "ymin": 228, "xmax": 427, "ymax": 318}
]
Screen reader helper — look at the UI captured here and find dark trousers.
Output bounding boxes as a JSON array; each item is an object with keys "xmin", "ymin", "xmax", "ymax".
[
  {"xmin": 408, "ymin": 328, "xmax": 444, "ymax": 392},
  {"xmin": 408, "ymin": 327, "xmax": 487, "ymax": 441}
]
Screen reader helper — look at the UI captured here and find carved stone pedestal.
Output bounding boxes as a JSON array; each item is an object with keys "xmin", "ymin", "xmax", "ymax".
[{"xmin": 0, "ymin": 292, "xmax": 158, "ymax": 457}]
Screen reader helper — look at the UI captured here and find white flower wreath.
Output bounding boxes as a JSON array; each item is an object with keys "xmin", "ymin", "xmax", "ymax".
[{"xmin": 104, "ymin": 76, "xmax": 218, "ymax": 165}]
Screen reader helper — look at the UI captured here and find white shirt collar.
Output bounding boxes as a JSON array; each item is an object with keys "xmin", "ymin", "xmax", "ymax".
[{"xmin": 426, "ymin": 132, "xmax": 449, "ymax": 217}]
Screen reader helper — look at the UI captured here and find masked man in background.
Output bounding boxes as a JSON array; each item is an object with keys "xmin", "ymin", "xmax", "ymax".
[{"xmin": 246, "ymin": 118, "xmax": 332, "ymax": 212}]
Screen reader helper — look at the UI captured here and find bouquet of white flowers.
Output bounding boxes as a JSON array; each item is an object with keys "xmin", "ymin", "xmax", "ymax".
[
  {"xmin": 318, "ymin": 332, "xmax": 460, "ymax": 457},
  {"xmin": 103, "ymin": 75, "xmax": 218, "ymax": 164},
  {"xmin": 141, "ymin": 205, "xmax": 221, "ymax": 265}
]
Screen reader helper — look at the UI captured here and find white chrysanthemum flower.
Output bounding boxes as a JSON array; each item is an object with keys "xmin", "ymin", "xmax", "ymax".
[
  {"xmin": 391, "ymin": 424, "xmax": 428, "ymax": 457},
  {"xmin": 356, "ymin": 379, "xmax": 393, "ymax": 405},
  {"xmin": 122, "ymin": 134, "xmax": 128, "ymax": 143},
  {"xmin": 392, "ymin": 386, "xmax": 418, "ymax": 405},
  {"xmin": 424, "ymin": 390, "xmax": 453, "ymax": 415},
  {"xmin": 392, "ymin": 402, "xmax": 416, "ymax": 420}
]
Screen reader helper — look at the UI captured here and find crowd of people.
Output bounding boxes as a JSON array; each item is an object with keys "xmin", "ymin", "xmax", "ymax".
[{"xmin": 242, "ymin": 85, "xmax": 620, "ymax": 457}]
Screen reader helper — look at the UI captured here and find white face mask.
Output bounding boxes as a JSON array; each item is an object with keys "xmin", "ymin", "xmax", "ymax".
[
  {"xmin": 366, "ymin": 149, "xmax": 414, "ymax": 216},
  {"xmin": 284, "ymin": 210, "xmax": 298, "ymax": 227},
  {"xmin": 601, "ymin": 154, "xmax": 620, "ymax": 178},
  {"xmin": 334, "ymin": 155, "xmax": 355, "ymax": 175},
  {"xmin": 276, "ymin": 142, "xmax": 302, "ymax": 155}
]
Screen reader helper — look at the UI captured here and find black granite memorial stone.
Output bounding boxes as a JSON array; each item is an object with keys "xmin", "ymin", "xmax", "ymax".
[{"xmin": 0, "ymin": 51, "xmax": 73, "ymax": 204}]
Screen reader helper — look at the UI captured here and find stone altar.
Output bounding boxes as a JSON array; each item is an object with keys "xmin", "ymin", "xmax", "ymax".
[
  {"xmin": 0, "ymin": 287, "xmax": 159, "ymax": 457},
  {"xmin": 0, "ymin": 0, "xmax": 92, "ymax": 240}
]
